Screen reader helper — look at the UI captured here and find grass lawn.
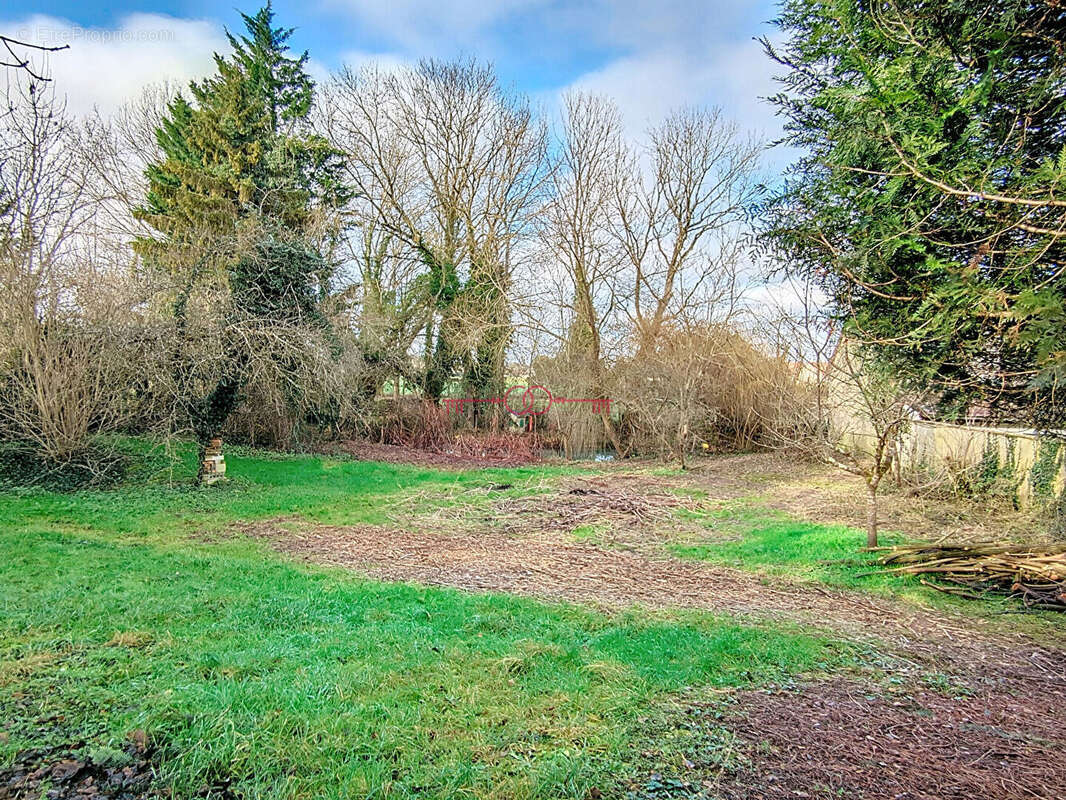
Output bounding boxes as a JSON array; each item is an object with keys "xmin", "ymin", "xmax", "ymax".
[
  {"xmin": 670, "ymin": 502, "xmax": 904, "ymax": 590},
  {"xmin": 666, "ymin": 496, "xmax": 1066, "ymax": 638},
  {"xmin": 0, "ymin": 446, "xmax": 847, "ymax": 799}
]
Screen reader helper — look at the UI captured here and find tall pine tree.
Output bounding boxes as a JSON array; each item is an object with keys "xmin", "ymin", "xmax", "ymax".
[
  {"xmin": 764, "ymin": 0, "xmax": 1066, "ymax": 429},
  {"xmin": 135, "ymin": 3, "xmax": 343, "ymax": 475}
]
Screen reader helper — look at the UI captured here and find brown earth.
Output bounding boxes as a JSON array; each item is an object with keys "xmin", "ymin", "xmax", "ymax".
[
  {"xmin": 635, "ymin": 677, "xmax": 1066, "ymax": 800},
  {"xmin": 0, "ymin": 732, "xmax": 158, "ymax": 800},
  {"xmin": 238, "ymin": 518, "xmax": 1064, "ymax": 687},
  {"xmin": 681, "ymin": 452, "xmax": 1054, "ymax": 545},
  {"xmin": 241, "ymin": 516, "xmax": 1066, "ymax": 800}
]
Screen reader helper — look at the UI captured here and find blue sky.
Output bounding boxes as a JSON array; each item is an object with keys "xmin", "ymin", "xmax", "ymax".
[{"xmin": 2, "ymin": 0, "xmax": 787, "ymax": 149}]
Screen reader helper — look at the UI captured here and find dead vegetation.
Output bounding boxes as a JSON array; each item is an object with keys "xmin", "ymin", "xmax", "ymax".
[
  {"xmin": 384, "ymin": 472, "xmax": 712, "ymax": 543},
  {"xmin": 699, "ymin": 677, "xmax": 1066, "ymax": 800},
  {"xmin": 335, "ymin": 435, "xmax": 543, "ymax": 468},
  {"xmin": 679, "ymin": 452, "xmax": 1054, "ymax": 545},
  {"xmin": 874, "ymin": 543, "xmax": 1066, "ymax": 610},
  {"xmin": 503, "ymin": 478, "xmax": 707, "ymax": 532}
]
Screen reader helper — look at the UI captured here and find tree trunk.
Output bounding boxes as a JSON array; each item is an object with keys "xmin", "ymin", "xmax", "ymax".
[
  {"xmin": 601, "ymin": 410, "xmax": 626, "ymax": 458},
  {"xmin": 677, "ymin": 422, "xmax": 688, "ymax": 470},
  {"xmin": 196, "ymin": 441, "xmax": 208, "ymax": 485},
  {"xmin": 865, "ymin": 481, "xmax": 879, "ymax": 548}
]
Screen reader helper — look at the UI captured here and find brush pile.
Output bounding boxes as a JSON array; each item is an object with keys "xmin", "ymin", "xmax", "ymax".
[
  {"xmin": 875, "ymin": 542, "xmax": 1066, "ymax": 610},
  {"xmin": 448, "ymin": 431, "xmax": 542, "ymax": 465}
]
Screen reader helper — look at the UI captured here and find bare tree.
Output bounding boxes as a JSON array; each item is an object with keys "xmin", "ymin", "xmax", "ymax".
[
  {"xmin": 83, "ymin": 83, "xmax": 176, "ymax": 244},
  {"xmin": 535, "ymin": 93, "xmax": 630, "ymax": 453},
  {"xmin": 320, "ymin": 60, "xmax": 548, "ymax": 407},
  {"xmin": 344, "ymin": 220, "xmax": 427, "ymax": 400},
  {"xmin": 770, "ymin": 277, "xmax": 919, "ymax": 547},
  {"xmin": 0, "ymin": 77, "xmax": 146, "ymax": 471},
  {"xmin": 611, "ymin": 108, "xmax": 761, "ymax": 352},
  {"xmin": 0, "ymin": 35, "xmax": 68, "ymax": 82}
]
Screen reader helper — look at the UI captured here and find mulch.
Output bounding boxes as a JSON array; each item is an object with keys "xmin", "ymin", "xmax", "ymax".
[
  {"xmin": 332, "ymin": 440, "xmax": 545, "ymax": 468},
  {"xmin": 0, "ymin": 736, "xmax": 239, "ymax": 800},
  {"xmin": 236, "ymin": 517, "xmax": 1065, "ymax": 688},
  {"xmin": 708, "ymin": 678, "xmax": 1066, "ymax": 799},
  {"xmin": 241, "ymin": 517, "xmax": 1066, "ymax": 799}
]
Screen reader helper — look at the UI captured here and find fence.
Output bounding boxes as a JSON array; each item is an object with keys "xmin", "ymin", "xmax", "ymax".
[{"xmin": 898, "ymin": 420, "xmax": 1065, "ymax": 508}]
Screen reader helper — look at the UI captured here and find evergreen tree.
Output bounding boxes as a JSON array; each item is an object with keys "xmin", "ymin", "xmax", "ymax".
[
  {"xmin": 764, "ymin": 0, "xmax": 1066, "ymax": 429},
  {"xmin": 134, "ymin": 2, "xmax": 343, "ymax": 471}
]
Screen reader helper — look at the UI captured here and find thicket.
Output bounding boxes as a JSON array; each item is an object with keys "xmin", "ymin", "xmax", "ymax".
[{"xmin": 0, "ymin": 3, "xmax": 839, "ymax": 485}]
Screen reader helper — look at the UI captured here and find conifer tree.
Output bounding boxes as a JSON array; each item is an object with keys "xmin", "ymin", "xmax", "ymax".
[
  {"xmin": 134, "ymin": 3, "xmax": 343, "ymax": 477},
  {"xmin": 765, "ymin": 0, "xmax": 1066, "ymax": 429}
]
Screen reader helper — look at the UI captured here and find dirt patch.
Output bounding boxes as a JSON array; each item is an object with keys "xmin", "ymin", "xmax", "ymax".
[
  {"xmin": 499, "ymin": 477, "xmax": 707, "ymax": 535},
  {"xmin": 331, "ymin": 440, "xmax": 548, "ymax": 469},
  {"xmin": 0, "ymin": 740, "xmax": 240, "ymax": 800},
  {"xmin": 237, "ymin": 519, "xmax": 1065, "ymax": 688},
  {"xmin": 320, "ymin": 446, "xmax": 1046, "ymax": 543},
  {"xmin": 682, "ymin": 453, "xmax": 1049, "ymax": 545},
  {"xmin": 702, "ymin": 678, "xmax": 1066, "ymax": 799},
  {"xmin": 0, "ymin": 737, "xmax": 155, "ymax": 800}
]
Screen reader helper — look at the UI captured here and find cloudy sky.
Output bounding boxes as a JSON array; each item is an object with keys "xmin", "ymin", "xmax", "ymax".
[{"xmin": 2, "ymin": 1, "xmax": 788, "ymax": 150}]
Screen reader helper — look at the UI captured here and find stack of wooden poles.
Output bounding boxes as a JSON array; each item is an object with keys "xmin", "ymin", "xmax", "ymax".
[{"xmin": 873, "ymin": 542, "xmax": 1066, "ymax": 610}]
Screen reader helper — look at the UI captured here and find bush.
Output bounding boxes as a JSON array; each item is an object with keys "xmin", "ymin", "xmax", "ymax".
[
  {"xmin": 219, "ymin": 322, "xmax": 366, "ymax": 449},
  {"xmin": 612, "ymin": 324, "xmax": 808, "ymax": 465},
  {"xmin": 364, "ymin": 397, "xmax": 456, "ymax": 450},
  {"xmin": 0, "ymin": 440, "xmax": 130, "ymax": 491}
]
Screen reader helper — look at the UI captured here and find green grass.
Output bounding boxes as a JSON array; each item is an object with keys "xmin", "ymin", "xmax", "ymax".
[
  {"xmin": 670, "ymin": 502, "xmax": 902, "ymax": 590},
  {"xmin": 668, "ymin": 501, "xmax": 1066, "ymax": 632},
  {"xmin": 0, "ymin": 441, "xmax": 576, "ymax": 539},
  {"xmin": 571, "ymin": 522, "xmax": 610, "ymax": 544},
  {"xmin": 0, "ymin": 445, "xmax": 844, "ymax": 799}
]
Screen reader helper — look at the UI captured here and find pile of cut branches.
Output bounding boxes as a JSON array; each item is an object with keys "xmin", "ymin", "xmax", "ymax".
[
  {"xmin": 448, "ymin": 431, "xmax": 542, "ymax": 465},
  {"xmin": 874, "ymin": 543, "xmax": 1066, "ymax": 610}
]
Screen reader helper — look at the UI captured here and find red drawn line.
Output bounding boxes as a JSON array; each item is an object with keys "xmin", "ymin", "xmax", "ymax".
[
  {"xmin": 554, "ymin": 397, "xmax": 612, "ymax": 414},
  {"xmin": 442, "ymin": 397, "xmax": 503, "ymax": 412},
  {"xmin": 443, "ymin": 387, "xmax": 611, "ymax": 416}
]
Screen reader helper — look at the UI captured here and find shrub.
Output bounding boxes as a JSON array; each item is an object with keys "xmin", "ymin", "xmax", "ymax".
[{"xmin": 611, "ymin": 324, "xmax": 808, "ymax": 465}]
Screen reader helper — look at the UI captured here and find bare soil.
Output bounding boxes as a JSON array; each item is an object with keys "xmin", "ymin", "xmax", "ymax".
[
  {"xmin": 0, "ymin": 733, "xmax": 158, "ymax": 800},
  {"xmin": 709, "ymin": 678, "xmax": 1066, "ymax": 799},
  {"xmin": 239, "ymin": 519, "xmax": 1064, "ymax": 687}
]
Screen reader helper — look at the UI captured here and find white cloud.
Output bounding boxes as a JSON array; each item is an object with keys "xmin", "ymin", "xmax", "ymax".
[
  {"xmin": 318, "ymin": 1, "xmax": 790, "ymax": 154},
  {"xmin": 563, "ymin": 37, "xmax": 783, "ymax": 145},
  {"xmin": 336, "ymin": 49, "xmax": 413, "ymax": 75},
  {"xmin": 0, "ymin": 13, "xmax": 227, "ymax": 117}
]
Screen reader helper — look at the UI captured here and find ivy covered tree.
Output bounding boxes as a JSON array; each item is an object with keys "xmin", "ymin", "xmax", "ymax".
[
  {"xmin": 764, "ymin": 0, "xmax": 1066, "ymax": 429},
  {"xmin": 134, "ymin": 3, "xmax": 344, "ymax": 475},
  {"xmin": 320, "ymin": 60, "xmax": 547, "ymax": 419}
]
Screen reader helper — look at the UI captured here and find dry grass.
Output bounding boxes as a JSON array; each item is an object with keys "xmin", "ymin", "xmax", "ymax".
[{"xmin": 677, "ymin": 452, "xmax": 1053, "ymax": 544}]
